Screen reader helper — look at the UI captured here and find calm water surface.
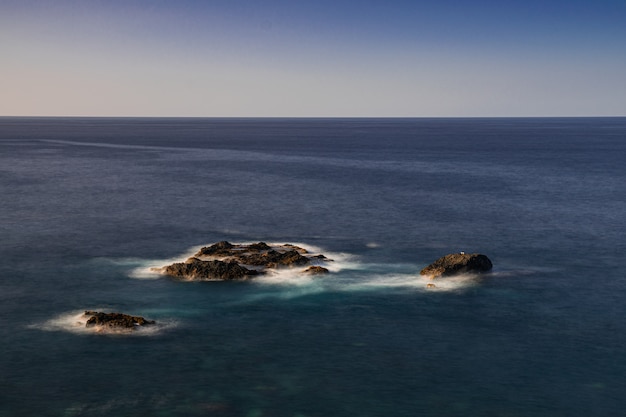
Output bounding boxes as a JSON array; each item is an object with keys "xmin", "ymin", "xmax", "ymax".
[{"xmin": 1, "ymin": 117, "xmax": 625, "ymax": 416}]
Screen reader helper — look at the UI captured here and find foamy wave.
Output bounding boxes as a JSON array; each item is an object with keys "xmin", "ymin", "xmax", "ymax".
[
  {"xmin": 126, "ymin": 242, "xmax": 355, "ymax": 280},
  {"xmin": 254, "ymin": 268, "xmax": 320, "ymax": 286},
  {"xmin": 366, "ymin": 274, "xmax": 478, "ymax": 292},
  {"xmin": 232, "ymin": 242, "xmax": 357, "ymax": 289},
  {"xmin": 239, "ymin": 271, "xmax": 481, "ymax": 302},
  {"xmin": 300, "ymin": 259, "xmax": 487, "ymax": 293},
  {"xmin": 28, "ymin": 310, "xmax": 176, "ymax": 336},
  {"xmin": 121, "ymin": 242, "xmax": 488, "ymax": 296}
]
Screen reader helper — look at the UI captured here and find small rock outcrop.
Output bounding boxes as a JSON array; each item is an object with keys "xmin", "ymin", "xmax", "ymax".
[
  {"xmin": 420, "ymin": 253, "xmax": 493, "ymax": 278},
  {"xmin": 83, "ymin": 311, "xmax": 155, "ymax": 329},
  {"xmin": 158, "ymin": 241, "xmax": 331, "ymax": 281},
  {"xmin": 303, "ymin": 266, "xmax": 330, "ymax": 275}
]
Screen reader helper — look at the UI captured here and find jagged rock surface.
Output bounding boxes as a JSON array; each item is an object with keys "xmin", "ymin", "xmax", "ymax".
[
  {"xmin": 84, "ymin": 311, "xmax": 155, "ymax": 329},
  {"xmin": 164, "ymin": 258, "xmax": 258, "ymax": 280},
  {"xmin": 237, "ymin": 249, "xmax": 310, "ymax": 267},
  {"xmin": 194, "ymin": 242, "xmax": 310, "ymax": 267},
  {"xmin": 420, "ymin": 253, "xmax": 493, "ymax": 278},
  {"xmin": 160, "ymin": 241, "xmax": 330, "ymax": 281},
  {"xmin": 195, "ymin": 241, "xmax": 236, "ymax": 257}
]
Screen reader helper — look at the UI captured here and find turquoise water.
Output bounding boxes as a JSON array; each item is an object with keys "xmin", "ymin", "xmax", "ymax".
[{"xmin": 1, "ymin": 118, "xmax": 625, "ymax": 416}]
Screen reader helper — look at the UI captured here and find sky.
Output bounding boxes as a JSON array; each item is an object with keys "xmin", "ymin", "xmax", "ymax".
[{"xmin": 1, "ymin": 0, "xmax": 625, "ymax": 117}]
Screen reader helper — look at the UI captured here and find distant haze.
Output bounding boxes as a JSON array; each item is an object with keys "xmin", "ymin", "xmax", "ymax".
[{"xmin": 2, "ymin": 0, "xmax": 625, "ymax": 117}]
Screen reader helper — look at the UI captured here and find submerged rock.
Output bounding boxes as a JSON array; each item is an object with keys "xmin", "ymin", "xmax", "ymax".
[
  {"xmin": 303, "ymin": 266, "xmax": 330, "ymax": 275},
  {"xmin": 83, "ymin": 311, "xmax": 155, "ymax": 329},
  {"xmin": 160, "ymin": 241, "xmax": 331, "ymax": 281},
  {"xmin": 420, "ymin": 253, "xmax": 493, "ymax": 278}
]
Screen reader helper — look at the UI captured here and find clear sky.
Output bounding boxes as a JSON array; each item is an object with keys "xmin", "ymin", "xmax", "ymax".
[{"xmin": 2, "ymin": 0, "xmax": 625, "ymax": 117}]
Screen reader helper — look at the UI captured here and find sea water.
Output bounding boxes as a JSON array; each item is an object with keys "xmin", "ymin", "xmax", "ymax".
[{"xmin": 1, "ymin": 117, "xmax": 625, "ymax": 416}]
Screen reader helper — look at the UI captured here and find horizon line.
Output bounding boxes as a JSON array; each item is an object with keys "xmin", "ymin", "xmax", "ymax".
[{"xmin": 2, "ymin": 115, "xmax": 625, "ymax": 119}]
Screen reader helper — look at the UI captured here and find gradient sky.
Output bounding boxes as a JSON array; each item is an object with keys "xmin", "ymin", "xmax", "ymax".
[{"xmin": 2, "ymin": 0, "xmax": 625, "ymax": 116}]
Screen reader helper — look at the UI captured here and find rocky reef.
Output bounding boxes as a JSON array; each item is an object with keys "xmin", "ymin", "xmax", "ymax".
[
  {"xmin": 83, "ymin": 311, "xmax": 155, "ymax": 330},
  {"xmin": 158, "ymin": 241, "xmax": 332, "ymax": 281},
  {"xmin": 420, "ymin": 253, "xmax": 493, "ymax": 278}
]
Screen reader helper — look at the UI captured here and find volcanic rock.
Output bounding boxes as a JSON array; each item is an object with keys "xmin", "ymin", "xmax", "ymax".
[
  {"xmin": 164, "ymin": 258, "xmax": 258, "ymax": 280},
  {"xmin": 196, "ymin": 241, "xmax": 235, "ymax": 257},
  {"xmin": 283, "ymin": 243, "xmax": 309, "ymax": 254},
  {"xmin": 420, "ymin": 253, "xmax": 493, "ymax": 278},
  {"xmin": 247, "ymin": 242, "xmax": 272, "ymax": 251},
  {"xmin": 160, "ymin": 241, "xmax": 331, "ymax": 281},
  {"xmin": 83, "ymin": 311, "xmax": 155, "ymax": 329},
  {"xmin": 194, "ymin": 242, "xmax": 314, "ymax": 268},
  {"xmin": 238, "ymin": 249, "xmax": 310, "ymax": 267}
]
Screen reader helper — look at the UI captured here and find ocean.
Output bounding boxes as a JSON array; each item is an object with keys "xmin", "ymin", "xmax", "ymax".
[{"xmin": 1, "ymin": 117, "xmax": 625, "ymax": 416}]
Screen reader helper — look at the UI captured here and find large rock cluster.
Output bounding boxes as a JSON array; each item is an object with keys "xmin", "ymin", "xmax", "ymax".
[
  {"xmin": 420, "ymin": 253, "xmax": 493, "ymax": 278},
  {"xmin": 158, "ymin": 241, "xmax": 331, "ymax": 281}
]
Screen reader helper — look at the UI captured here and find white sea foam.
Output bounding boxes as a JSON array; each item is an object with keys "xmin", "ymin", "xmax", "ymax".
[
  {"xmin": 225, "ymin": 242, "xmax": 355, "ymax": 297},
  {"xmin": 241, "ymin": 242, "xmax": 358, "ymax": 288},
  {"xmin": 28, "ymin": 310, "xmax": 176, "ymax": 336},
  {"xmin": 345, "ymin": 272, "xmax": 482, "ymax": 293},
  {"xmin": 123, "ymin": 241, "xmax": 485, "ymax": 297},
  {"xmin": 238, "ymin": 270, "xmax": 482, "ymax": 303},
  {"xmin": 126, "ymin": 245, "xmax": 206, "ymax": 279},
  {"xmin": 274, "ymin": 241, "xmax": 357, "ymax": 273}
]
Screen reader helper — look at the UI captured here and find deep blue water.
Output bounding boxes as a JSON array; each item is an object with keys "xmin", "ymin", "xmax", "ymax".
[{"xmin": 1, "ymin": 117, "xmax": 625, "ymax": 416}]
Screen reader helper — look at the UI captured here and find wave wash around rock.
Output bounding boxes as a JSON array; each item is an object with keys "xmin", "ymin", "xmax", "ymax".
[
  {"xmin": 420, "ymin": 253, "xmax": 493, "ymax": 279},
  {"xmin": 155, "ymin": 241, "xmax": 331, "ymax": 281}
]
